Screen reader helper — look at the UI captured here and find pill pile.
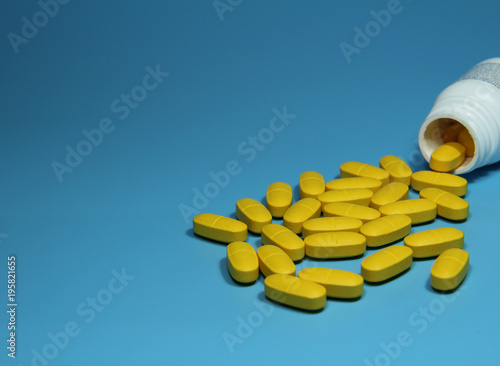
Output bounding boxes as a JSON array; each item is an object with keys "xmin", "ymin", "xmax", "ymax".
[{"xmin": 193, "ymin": 154, "xmax": 470, "ymax": 312}]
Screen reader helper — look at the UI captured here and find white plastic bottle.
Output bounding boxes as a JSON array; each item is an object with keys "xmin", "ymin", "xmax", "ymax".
[{"xmin": 419, "ymin": 58, "xmax": 500, "ymax": 174}]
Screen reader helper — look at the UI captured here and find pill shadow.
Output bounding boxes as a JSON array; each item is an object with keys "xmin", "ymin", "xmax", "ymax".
[
  {"xmin": 187, "ymin": 229, "xmax": 229, "ymax": 246},
  {"xmin": 424, "ymin": 264, "xmax": 473, "ymax": 294},
  {"xmin": 411, "ymin": 219, "xmax": 436, "ymax": 228},
  {"xmin": 219, "ymin": 258, "xmax": 259, "ymax": 287},
  {"xmin": 293, "ymin": 184, "xmax": 301, "ymax": 202},
  {"xmin": 256, "ymin": 291, "xmax": 326, "ymax": 314},
  {"xmin": 363, "ymin": 267, "xmax": 411, "ymax": 287},
  {"xmin": 328, "ymin": 295, "xmax": 362, "ymax": 303}
]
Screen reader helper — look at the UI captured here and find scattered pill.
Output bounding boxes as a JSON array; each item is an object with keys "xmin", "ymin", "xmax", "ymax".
[
  {"xmin": 411, "ymin": 170, "xmax": 468, "ymax": 196},
  {"xmin": 458, "ymin": 129, "xmax": 475, "ymax": 158},
  {"xmin": 325, "ymin": 177, "xmax": 382, "ymax": 193},
  {"xmin": 360, "ymin": 214, "xmax": 412, "ymax": 248},
  {"xmin": 429, "ymin": 142, "xmax": 466, "ymax": 172},
  {"xmin": 419, "ymin": 187, "xmax": 469, "ymax": 221},
  {"xmin": 441, "ymin": 123, "xmax": 465, "ymax": 143},
  {"xmin": 323, "ymin": 202, "xmax": 381, "ymax": 223},
  {"xmin": 299, "ymin": 171, "xmax": 325, "ymax": 199},
  {"xmin": 304, "ymin": 231, "xmax": 366, "ymax": 259},
  {"xmin": 318, "ymin": 188, "xmax": 373, "ymax": 209},
  {"xmin": 430, "ymin": 248, "xmax": 469, "ymax": 291},
  {"xmin": 236, "ymin": 198, "xmax": 272, "ymax": 234},
  {"xmin": 379, "ymin": 198, "xmax": 437, "ymax": 224},
  {"xmin": 266, "ymin": 182, "xmax": 293, "ymax": 218},
  {"xmin": 302, "ymin": 217, "xmax": 363, "ymax": 237},
  {"xmin": 261, "ymin": 223, "xmax": 305, "ymax": 261},
  {"xmin": 361, "ymin": 245, "xmax": 413, "ymax": 282},
  {"xmin": 257, "ymin": 245, "xmax": 296, "ymax": 277},
  {"xmin": 340, "ymin": 161, "xmax": 390, "ymax": 185},
  {"xmin": 404, "ymin": 228, "xmax": 464, "ymax": 258},
  {"xmin": 298, "ymin": 268, "xmax": 364, "ymax": 299},
  {"xmin": 379, "ymin": 155, "xmax": 413, "ymax": 185},
  {"xmin": 193, "ymin": 213, "xmax": 248, "ymax": 243},
  {"xmin": 226, "ymin": 241, "xmax": 259, "ymax": 283},
  {"xmin": 283, "ymin": 198, "xmax": 322, "ymax": 234},
  {"xmin": 369, "ymin": 182, "xmax": 409, "ymax": 210}
]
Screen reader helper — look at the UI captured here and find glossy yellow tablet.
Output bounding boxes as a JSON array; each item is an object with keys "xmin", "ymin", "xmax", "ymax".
[
  {"xmin": 318, "ymin": 188, "xmax": 373, "ymax": 209},
  {"xmin": 361, "ymin": 245, "xmax": 413, "ymax": 282},
  {"xmin": 458, "ymin": 129, "xmax": 474, "ymax": 157},
  {"xmin": 226, "ymin": 241, "xmax": 259, "ymax": 283},
  {"xmin": 404, "ymin": 228, "xmax": 464, "ymax": 258},
  {"xmin": 283, "ymin": 198, "xmax": 322, "ymax": 234},
  {"xmin": 379, "ymin": 198, "xmax": 437, "ymax": 224},
  {"xmin": 325, "ymin": 177, "xmax": 382, "ymax": 193},
  {"xmin": 431, "ymin": 248, "xmax": 469, "ymax": 291},
  {"xmin": 419, "ymin": 187, "xmax": 469, "ymax": 221},
  {"xmin": 298, "ymin": 268, "xmax": 363, "ymax": 299},
  {"xmin": 302, "ymin": 217, "xmax": 363, "ymax": 237},
  {"xmin": 370, "ymin": 182, "xmax": 409, "ymax": 210},
  {"xmin": 429, "ymin": 142, "xmax": 466, "ymax": 172},
  {"xmin": 304, "ymin": 231, "xmax": 366, "ymax": 258},
  {"xmin": 261, "ymin": 224, "xmax": 305, "ymax": 261},
  {"xmin": 340, "ymin": 161, "xmax": 390, "ymax": 185},
  {"xmin": 323, "ymin": 202, "xmax": 381, "ymax": 223},
  {"xmin": 299, "ymin": 171, "xmax": 325, "ymax": 199},
  {"xmin": 193, "ymin": 213, "xmax": 248, "ymax": 243},
  {"xmin": 379, "ymin": 155, "xmax": 412, "ymax": 185},
  {"xmin": 411, "ymin": 170, "xmax": 467, "ymax": 197},
  {"xmin": 264, "ymin": 274, "xmax": 327, "ymax": 311},
  {"xmin": 257, "ymin": 245, "xmax": 296, "ymax": 277},
  {"xmin": 360, "ymin": 214, "xmax": 412, "ymax": 248},
  {"xmin": 266, "ymin": 182, "xmax": 293, "ymax": 218},
  {"xmin": 236, "ymin": 198, "xmax": 272, "ymax": 234}
]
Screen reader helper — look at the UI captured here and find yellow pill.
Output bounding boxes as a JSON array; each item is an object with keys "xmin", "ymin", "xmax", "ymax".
[
  {"xmin": 379, "ymin": 155, "xmax": 413, "ymax": 185},
  {"xmin": 318, "ymin": 188, "xmax": 373, "ymax": 209},
  {"xmin": 226, "ymin": 241, "xmax": 259, "ymax": 283},
  {"xmin": 431, "ymin": 248, "xmax": 469, "ymax": 291},
  {"xmin": 458, "ymin": 129, "xmax": 475, "ymax": 158},
  {"xmin": 404, "ymin": 228, "xmax": 464, "ymax": 258},
  {"xmin": 441, "ymin": 123, "xmax": 464, "ymax": 143},
  {"xmin": 283, "ymin": 198, "xmax": 321, "ymax": 234},
  {"xmin": 340, "ymin": 161, "xmax": 390, "ymax": 185},
  {"xmin": 261, "ymin": 224, "xmax": 305, "ymax": 261},
  {"xmin": 264, "ymin": 274, "xmax": 327, "ymax": 311},
  {"xmin": 411, "ymin": 170, "xmax": 467, "ymax": 197},
  {"xmin": 299, "ymin": 171, "xmax": 325, "ymax": 199},
  {"xmin": 361, "ymin": 245, "xmax": 413, "ymax": 282},
  {"xmin": 236, "ymin": 198, "xmax": 272, "ymax": 234},
  {"xmin": 193, "ymin": 213, "xmax": 248, "ymax": 243},
  {"xmin": 429, "ymin": 142, "xmax": 466, "ymax": 172},
  {"xmin": 304, "ymin": 232, "xmax": 366, "ymax": 258},
  {"xmin": 266, "ymin": 182, "xmax": 293, "ymax": 218},
  {"xmin": 419, "ymin": 187, "xmax": 469, "ymax": 221},
  {"xmin": 325, "ymin": 177, "xmax": 382, "ymax": 193},
  {"xmin": 302, "ymin": 217, "xmax": 363, "ymax": 237},
  {"xmin": 360, "ymin": 214, "xmax": 412, "ymax": 248},
  {"xmin": 257, "ymin": 245, "xmax": 296, "ymax": 277},
  {"xmin": 370, "ymin": 182, "xmax": 409, "ymax": 210},
  {"xmin": 379, "ymin": 198, "xmax": 437, "ymax": 224},
  {"xmin": 323, "ymin": 202, "xmax": 381, "ymax": 223},
  {"xmin": 298, "ymin": 268, "xmax": 364, "ymax": 299}
]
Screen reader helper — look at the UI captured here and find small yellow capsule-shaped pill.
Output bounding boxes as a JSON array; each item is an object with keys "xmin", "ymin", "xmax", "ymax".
[
  {"xmin": 318, "ymin": 188, "xmax": 373, "ymax": 209},
  {"xmin": 411, "ymin": 170, "xmax": 467, "ymax": 197},
  {"xmin": 370, "ymin": 182, "xmax": 409, "ymax": 210},
  {"xmin": 419, "ymin": 187, "xmax": 469, "ymax": 221},
  {"xmin": 457, "ymin": 129, "xmax": 474, "ymax": 158},
  {"xmin": 429, "ymin": 142, "xmax": 466, "ymax": 172},
  {"xmin": 261, "ymin": 224, "xmax": 305, "ymax": 261},
  {"xmin": 299, "ymin": 171, "xmax": 325, "ymax": 199},
  {"xmin": 302, "ymin": 217, "xmax": 363, "ymax": 237},
  {"xmin": 404, "ymin": 228, "xmax": 464, "ymax": 258},
  {"xmin": 304, "ymin": 231, "xmax": 366, "ymax": 258},
  {"xmin": 361, "ymin": 245, "xmax": 413, "ymax": 282},
  {"xmin": 340, "ymin": 161, "xmax": 390, "ymax": 185},
  {"xmin": 266, "ymin": 182, "xmax": 293, "ymax": 218},
  {"xmin": 441, "ymin": 123, "xmax": 464, "ymax": 143},
  {"xmin": 325, "ymin": 177, "xmax": 382, "ymax": 193},
  {"xmin": 283, "ymin": 198, "xmax": 321, "ymax": 234},
  {"xmin": 298, "ymin": 268, "xmax": 364, "ymax": 299},
  {"xmin": 264, "ymin": 274, "xmax": 327, "ymax": 311},
  {"xmin": 379, "ymin": 198, "xmax": 437, "ymax": 224},
  {"xmin": 257, "ymin": 245, "xmax": 296, "ymax": 277},
  {"xmin": 236, "ymin": 198, "xmax": 272, "ymax": 234},
  {"xmin": 431, "ymin": 248, "xmax": 469, "ymax": 291},
  {"xmin": 323, "ymin": 202, "xmax": 381, "ymax": 223},
  {"xmin": 379, "ymin": 155, "xmax": 413, "ymax": 185},
  {"xmin": 226, "ymin": 242, "xmax": 259, "ymax": 283},
  {"xmin": 193, "ymin": 213, "xmax": 248, "ymax": 243},
  {"xmin": 360, "ymin": 214, "xmax": 412, "ymax": 248}
]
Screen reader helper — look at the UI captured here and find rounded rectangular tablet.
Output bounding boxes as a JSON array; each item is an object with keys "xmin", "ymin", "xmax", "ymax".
[
  {"xmin": 340, "ymin": 161, "xmax": 390, "ymax": 185},
  {"xmin": 226, "ymin": 242, "xmax": 259, "ymax": 283},
  {"xmin": 264, "ymin": 274, "xmax": 327, "ymax": 311},
  {"xmin": 325, "ymin": 177, "xmax": 382, "ymax": 193},
  {"xmin": 266, "ymin": 182, "xmax": 293, "ymax": 218},
  {"xmin": 404, "ymin": 227, "xmax": 464, "ymax": 258},
  {"xmin": 302, "ymin": 217, "xmax": 363, "ymax": 237},
  {"xmin": 236, "ymin": 198, "xmax": 272, "ymax": 234},
  {"xmin": 257, "ymin": 245, "xmax": 296, "ymax": 277},
  {"xmin": 323, "ymin": 202, "xmax": 381, "ymax": 223},
  {"xmin": 419, "ymin": 187, "xmax": 469, "ymax": 221},
  {"xmin": 193, "ymin": 213, "xmax": 248, "ymax": 243},
  {"xmin": 370, "ymin": 182, "xmax": 409, "ymax": 210},
  {"xmin": 318, "ymin": 188, "xmax": 373, "ymax": 209},
  {"xmin": 304, "ymin": 231, "xmax": 366, "ymax": 259},
  {"xmin": 379, "ymin": 155, "xmax": 413, "ymax": 185},
  {"xmin": 430, "ymin": 142, "xmax": 466, "ymax": 172},
  {"xmin": 298, "ymin": 268, "xmax": 363, "ymax": 299},
  {"xmin": 299, "ymin": 171, "xmax": 325, "ymax": 199},
  {"xmin": 378, "ymin": 198, "xmax": 437, "ymax": 224},
  {"xmin": 361, "ymin": 245, "xmax": 413, "ymax": 282},
  {"xmin": 261, "ymin": 223, "xmax": 305, "ymax": 261},
  {"xmin": 431, "ymin": 248, "xmax": 469, "ymax": 291},
  {"xmin": 360, "ymin": 214, "xmax": 412, "ymax": 248},
  {"xmin": 411, "ymin": 170, "xmax": 468, "ymax": 197},
  {"xmin": 283, "ymin": 198, "xmax": 321, "ymax": 234}
]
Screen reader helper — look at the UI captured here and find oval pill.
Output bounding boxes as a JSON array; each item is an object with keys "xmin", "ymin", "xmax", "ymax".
[
  {"xmin": 419, "ymin": 187, "xmax": 469, "ymax": 221},
  {"xmin": 236, "ymin": 198, "xmax": 272, "ymax": 234},
  {"xmin": 458, "ymin": 129, "xmax": 475, "ymax": 157},
  {"xmin": 302, "ymin": 217, "xmax": 363, "ymax": 237},
  {"xmin": 429, "ymin": 142, "xmax": 466, "ymax": 172},
  {"xmin": 304, "ymin": 231, "xmax": 366, "ymax": 258},
  {"xmin": 226, "ymin": 241, "xmax": 259, "ymax": 283},
  {"xmin": 361, "ymin": 245, "xmax": 413, "ymax": 282},
  {"xmin": 379, "ymin": 198, "xmax": 437, "ymax": 224},
  {"xmin": 370, "ymin": 182, "xmax": 409, "ymax": 210},
  {"xmin": 340, "ymin": 161, "xmax": 390, "ymax": 185},
  {"xmin": 266, "ymin": 182, "xmax": 293, "ymax": 218},
  {"xmin": 379, "ymin": 155, "xmax": 413, "ymax": 185},
  {"xmin": 325, "ymin": 177, "xmax": 382, "ymax": 193},
  {"xmin": 257, "ymin": 245, "xmax": 296, "ymax": 277},
  {"xmin": 431, "ymin": 248, "xmax": 469, "ymax": 291},
  {"xmin": 299, "ymin": 171, "xmax": 325, "ymax": 199},
  {"xmin": 323, "ymin": 202, "xmax": 381, "ymax": 223},
  {"xmin": 264, "ymin": 274, "xmax": 327, "ymax": 311},
  {"xmin": 261, "ymin": 224, "xmax": 305, "ymax": 261},
  {"xmin": 318, "ymin": 188, "xmax": 373, "ymax": 209},
  {"xmin": 298, "ymin": 268, "xmax": 364, "ymax": 299},
  {"xmin": 283, "ymin": 198, "xmax": 321, "ymax": 234},
  {"xmin": 411, "ymin": 170, "xmax": 468, "ymax": 196},
  {"xmin": 193, "ymin": 213, "xmax": 248, "ymax": 243},
  {"xmin": 404, "ymin": 228, "xmax": 464, "ymax": 258},
  {"xmin": 360, "ymin": 214, "xmax": 412, "ymax": 248}
]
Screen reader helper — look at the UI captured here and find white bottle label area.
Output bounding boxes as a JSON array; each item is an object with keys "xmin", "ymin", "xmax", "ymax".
[{"xmin": 458, "ymin": 62, "xmax": 500, "ymax": 89}]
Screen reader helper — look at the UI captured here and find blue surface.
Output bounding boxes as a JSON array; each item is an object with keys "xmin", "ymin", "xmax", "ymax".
[{"xmin": 1, "ymin": 1, "xmax": 499, "ymax": 365}]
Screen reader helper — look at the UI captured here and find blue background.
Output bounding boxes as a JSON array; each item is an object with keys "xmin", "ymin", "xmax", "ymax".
[{"xmin": 1, "ymin": 0, "xmax": 499, "ymax": 365}]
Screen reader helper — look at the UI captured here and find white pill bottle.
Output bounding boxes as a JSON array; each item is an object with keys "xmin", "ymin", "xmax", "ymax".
[{"xmin": 419, "ymin": 58, "xmax": 500, "ymax": 174}]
